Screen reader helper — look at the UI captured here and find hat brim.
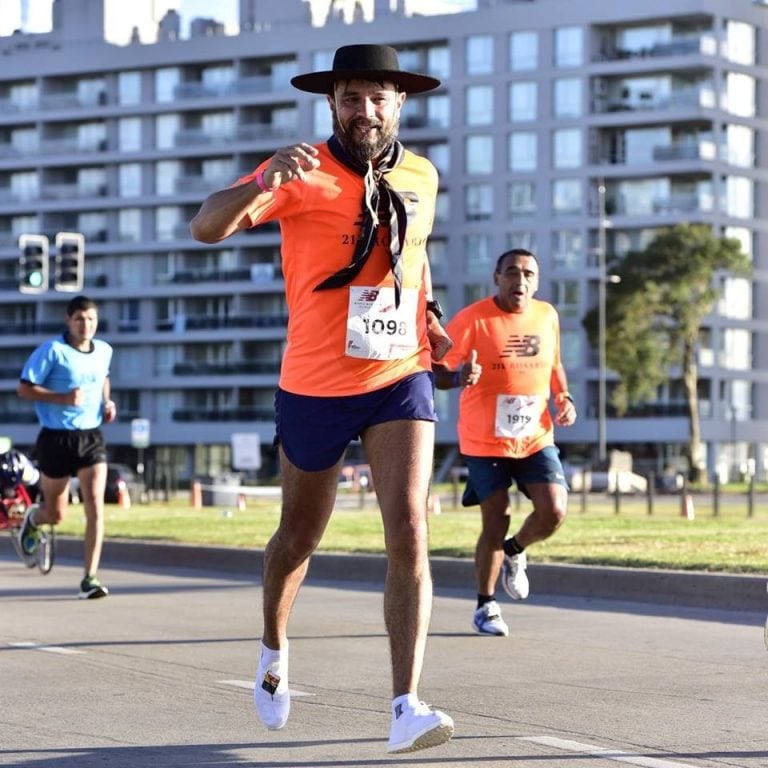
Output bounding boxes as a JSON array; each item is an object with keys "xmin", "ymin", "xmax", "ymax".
[{"xmin": 291, "ymin": 69, "xmax": 441, "ymax": 95}]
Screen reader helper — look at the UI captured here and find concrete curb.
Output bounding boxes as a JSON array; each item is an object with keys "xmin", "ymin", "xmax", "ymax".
[{"xmin": 56, "ymin": 537, "xmax": 768, "ymax": 613}]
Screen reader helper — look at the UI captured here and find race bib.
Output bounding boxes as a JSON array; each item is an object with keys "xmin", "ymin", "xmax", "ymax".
[
  {"xmin": 495, "ymin": 395, "xmax": 540, "ymax": 438},
  {"xmin": 345, "ymin": 286, "xmax": 418, "ymax": 360}
]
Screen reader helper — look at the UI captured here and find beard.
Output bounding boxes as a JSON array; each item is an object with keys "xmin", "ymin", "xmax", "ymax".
[{"xmin": 332, "ymin": 109, "xmax": 399, "ymax": 165}]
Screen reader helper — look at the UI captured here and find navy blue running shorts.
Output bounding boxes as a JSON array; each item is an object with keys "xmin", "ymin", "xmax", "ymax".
[
  {"xmin": 274, "ymin": 371, "xmax": 437, "ymax": 472},
  {"xmin": 461, "ymin": 445, "xmax": 568, "ymax": 507}
]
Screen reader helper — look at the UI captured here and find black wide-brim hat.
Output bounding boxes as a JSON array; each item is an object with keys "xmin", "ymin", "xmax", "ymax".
[{"xmin": 291, "ymin": 44, "xmax": 441, "ymax": 95}]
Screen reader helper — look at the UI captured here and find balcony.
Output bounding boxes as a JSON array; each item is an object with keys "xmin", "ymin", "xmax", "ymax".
[
  {"xmin": 172, "ymin": 406, "xmax": 275, "ymax": 422},
  {"xmin": 155, "ymin": 314, "xmax": 287, "ymax": 332},
  {"xmin": 173, "ymin": 360, "xmax": 280, "ymax": 376}
]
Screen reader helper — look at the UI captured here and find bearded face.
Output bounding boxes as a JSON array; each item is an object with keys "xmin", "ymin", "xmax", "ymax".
[{"xmin": 330, "ymin": 80, "xmax": 402, "ymax": 164}]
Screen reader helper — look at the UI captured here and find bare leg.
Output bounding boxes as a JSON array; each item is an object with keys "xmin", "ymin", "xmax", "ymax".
[
  {"xmin": 362, "ymin": 419, "xmax": 434, "ymax": 698},
  {"xmin": 77, "ymin": 462, "xmax": 108, "ymax": 576},
  {"xmin": 261, "ymin": 448, "xmax": 340, "ymax": 649},
  {"xmin": 512, "ymin": 483, "xmax": 568, "ymax": 549},
  {"xmin": 476, "ymin": 489, "xmax": 511, "ymax": 595}
]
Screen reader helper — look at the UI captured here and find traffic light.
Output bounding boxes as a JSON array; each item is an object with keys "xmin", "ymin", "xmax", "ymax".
[
  {"xmin": 18, "ymin": 234, "xmax": 49, "ymax": 294},
  {"xmin": 54, "ymin": 232, "xmax": 85, "ymax": 292}
]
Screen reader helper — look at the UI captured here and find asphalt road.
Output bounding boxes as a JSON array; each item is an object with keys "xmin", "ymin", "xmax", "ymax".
[{"xmin": 1, "ymin": 546, "xmax": 767, "ymax": 768}]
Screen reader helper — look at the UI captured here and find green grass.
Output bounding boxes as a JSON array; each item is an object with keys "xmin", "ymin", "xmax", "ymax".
[{"xmin": 54, "ymin": 487, "xmax": 768, "ymax": 575}]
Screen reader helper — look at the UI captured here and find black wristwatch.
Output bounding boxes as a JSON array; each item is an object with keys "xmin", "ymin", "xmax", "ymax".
[{"xmin": 426, "ymin": 299, "xmax": 444, "ymax": 320}]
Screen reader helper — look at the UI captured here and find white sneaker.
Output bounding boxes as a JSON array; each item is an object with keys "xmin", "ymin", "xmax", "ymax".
[
  {"xmin": 387, "ymin": 695, "xmax": 454, "ymax": 754},
  {"xmin": 472, "ymin": 600, "xmax": 509, "ymax": 636},
  {"xmin": 253, "ymin": 644, "xmax": 290, "ymax": 730},
  {"xmin": 501, "ymin": 550, "xmax": 529, "ymax": 600}
]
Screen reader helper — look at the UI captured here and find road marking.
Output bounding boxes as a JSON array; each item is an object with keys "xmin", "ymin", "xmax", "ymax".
[
  {"xmin": 8, "ymin": 641, "xmax": 83, "ymax": 655},
  {"xmin": 218, "ymin": 679, "xmax": 315, "ymax": 697},
  {"xmin": 519, "ymin": 736, "xmax": 704, "ymax": 768}
]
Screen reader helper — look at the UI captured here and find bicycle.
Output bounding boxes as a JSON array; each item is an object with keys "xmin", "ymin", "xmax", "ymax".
[{"xmin": 0, "ymin": 450, "xmax": 55, "ymax": 575}]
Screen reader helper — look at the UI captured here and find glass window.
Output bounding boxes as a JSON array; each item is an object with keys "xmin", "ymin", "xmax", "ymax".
[
  {"xmin": 463, "ymin": 234, "xmax": 494, "ymax": 275},
  {"xmin": 312, "ymin": 99, "xmax": 332, "ymax": 137},
  {"xmin": 427, "ymin": 94, "xmax": 450, "ymax": 128},
  {"xmin": 509, "ymin": 132, "xmax": 537, "ymax": 172},
  {"xmin": 119, "ymin": 164, "xmax": 142, "ymax": 197},
  {"xmin": 724, "ymin": 176, "xmax": 753, "ymax": 219},
  {"xmin": 721, "ymin": 328, "xmax": 751, "ymax": 370},
  {"xmin": 118, "ymin": 117, "xmax": 142, "ymax": 152},
  {"xmin": 435, "ymin": 190, "xmax": 449, "ymax": 222},
  {"xmin": 509, "ymin": 181, "xmax": 536, "ymax": 217},
  {"xmin": 465, "ymin": 184, "xmax": 493, "ymax": 221},
  {"xmin": 155, "ymin": 160, "xmax": 180, "ymax": 196},
  {"xmin": 155, "ymin": 114, "xmax": 179, "ymax": 150},
  {"xmin": 552, "ymin": 179, "xmax": 581, "ymax": 216},
  {"xmin": 553, "ymin": 77, "xmax": 582, "ymax": 118},
  {"xmin": 506, "ymin": 231, "xmax": 536, "ymax": 251},
  {"xmin": 10, "ymin": 171, "xmax": 39, "ymax": 201},
  {"xmin": 202, "ymin": 111, "xmax": 234, "ymax": 140},
  {"xmin": 509, "ymin": 82, "xmax": 537, "ymax": 122},
  {"xmin": 118, "ymin": 208, "xmax": 142, "ymax": 242},
  {"xmin": 427, "ymin": 143, "xmax": 450, "ymax": 174},
  {"xmin": 560, "ymin": 329, "xmax": 582, "ymax": 370},
  {"xmin": 118, "ymin": 71, "xmax": 142, "ymax": 106},
  {"xmin": 719, "ymin": 278, "xmax": 751, "ymax": 319},
  {"xmin": 554, "ymin": 26, "xmax": 583, "ymax": 67},
  {"xmin": 78, "ymin": 122, "xmax": 107, "ymax": 151},
  {"xmin": 724, "ymin": 226, "xmax": 752, "ymax": 260},
  {"xmin": 156, "ymin": 206, "xmax": 183, "ymax": 241},
  {"xmin": 11, "ymin": 128, "xmax": 38, "ymax": 153},
  {"xmin": 509, "ymin": 31, "xmax": 537, "ymax": 71},
  {"xmin": 724, "ymin": 73, "xmax": 755, "ymax": 117},
  {"xmin": 725, "ymin": 20, "xmax": 755, "ymax": 66},
  {"xmin": 9, "ymin": 82, "xmax": 38, "ymax": 110},
  {"xmin": 550, "ymin": 279, "xmax": 580, "ymax": 317},
  {"xmin": 466, "ymin": 35, "xmax": 494, "ymax": 75},
  {"xmin": 428, "ymin": 46, "xmax": 451, "ymax": 80},
  {"xmin": 466, "ymin": 85, "xmax": 494, "ymax": 126},
  {"xmin": 722, "ymin": 124, "xmax": 753, "ymax": 167},
  {"xmin": 155, "ymin": 67, "xmax": 180, "ymax": 103},
  {"xmin": 78, "ymin": 168, "xmax": 106, "ymax": 196},
  {"xmin": 553, "ymin": 128, "xmax": 582, "ymax": 169},
  {"xmin": 465, "ymin": 135, "xmax": 493, "ymax": 175},
  {"xmin": 552, "ymin": 230, "xmax": 582, "ymax": 269}
]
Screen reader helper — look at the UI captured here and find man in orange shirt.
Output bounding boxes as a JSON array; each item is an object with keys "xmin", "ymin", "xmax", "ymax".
[
  {"xmin": 191, "ymin": 45, "xmax": 453, "ymax": 753},
  {"xmin": 435, "ymin": 249, "xmax": 576, "ymax": 636}
]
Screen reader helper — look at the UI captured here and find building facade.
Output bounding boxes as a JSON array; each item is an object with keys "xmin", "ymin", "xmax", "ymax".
[{"xmin": 0, "ymin": 0, "xmax": 766, "ymax": 485}]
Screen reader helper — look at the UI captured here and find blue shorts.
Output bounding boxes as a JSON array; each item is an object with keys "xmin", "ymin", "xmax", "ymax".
[
  {"xmin": 274, "ymin": 371, "xmax": 437, "ymax": 472},
  {"xmin": 461, "ymin": 446, "xmax": 568, "ymax": 507}
]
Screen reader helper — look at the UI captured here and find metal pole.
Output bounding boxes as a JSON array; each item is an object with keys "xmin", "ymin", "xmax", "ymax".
[{"xmin": 597, "ymin": 178, "xmax": 607, "ymax": 463}]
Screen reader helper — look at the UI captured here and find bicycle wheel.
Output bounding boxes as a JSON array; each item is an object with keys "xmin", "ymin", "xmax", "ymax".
[
  {"xmin": 10, "ymin": 527, "xmax": 37, "ymax": 568},
  {"xmin": 36, "ymin": 525, "xmax": 55, "ymax": 575}
]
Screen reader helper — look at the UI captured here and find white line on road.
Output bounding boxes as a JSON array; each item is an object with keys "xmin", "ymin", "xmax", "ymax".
[
  {"xmin": 519, "ymin": 736, "xmax": 704, "ymax": 768},
  {"xmin": 8, "ymin": 641, "xmax": 84, "ymax": 655},
  {"xmin": 218, "ymin": 679, "xmax": 315, "ymax": 697}
]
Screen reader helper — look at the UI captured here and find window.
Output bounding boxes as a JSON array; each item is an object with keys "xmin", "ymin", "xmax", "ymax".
[
  {"xmin": 427, "ymin": 94, "xmax": 450, "ymax": 129},
  {"xmin": 724, "ymin": 176, "xmax": 753, "ymax": 219},
  {"xmin": 725, "ymin": 20, "xmax": 755, "ymax": 65},
  {"xmin": 426, "ymin": 143, "xmax": 450, "ymax": 174},
  {"xmin": 119, "ymin": 164, "xmax": 142, "ymax": 197},
  {"xmin": 155, "ymin": 114, "xmax": 179, "ymax": 150},
  {"xmin": 550, "ymin": 279, "xmax": 580, "ymax": 317},
  {"xmin": 463, "ymin": 234, "xmax": 493, "ymax": 276},
  {"xmin": 552, "ymin": 179, "xmax": 581, "ymax": 216},
  {"xmin": 466, "ymin": 35, "xmax": 494, "ymax": 75},
  {"xmin": 552, "ymin": 230, "xmax": 582, "ymax": 269},
  {"xmin": 10, "ymin": 171, "xmax": 39, "ymax": 202},
  {"xmin": 553, "ymin": 128, "xmax": 582, "ymax": 169},
  {"xmin": 10, "ymin": 82, "xmax": 38, "ymax": 110},
  {"xmin": 155, "ymin": 160, "xmax": 180, "ymax": 196},
  {"xmin": 155, "ymin": 67, "xmax": 180, "ymax": 103},
  {"xmin": 118, "ymin": 71, "xmax": 142, "ymax": 106},
  {"xmin": 465, "ymin": 85, "xmax": 494, "ymax": 126},
  {"xmin": 719, "ymin": 278, "xmax": 751, "ymax": 319},
  {"xmin": 465, "ymin": 135, "xmax": 493, "ymax": 175},
  {"xmin": 156, "ymin": 206, "xmax": 183, "ymax": 241},
  {"xmin": 508, "ymin": 132, "xmax": 537, "ymax": 172},
  {"xmin": 722, "ymin": 124, "xmax": 753, "ymax": 167},
  {"xmin": 118, "ymin": 208, "xmax": 142, "ymax": 242},
  {"xmin": 509, "ymin": 82, "xmax": 537, "ymax": 122},
  {"xmin": 506, "ymin": 231, "xmax": 536, "ymax": 252},
  {"xmin": 509, "ymin": 181, "xmax": 536, "ymax": 217},
  {"xmin": 118, "ymin": 117, "xmax": 142, "ymax": 152},
  {"xmin": 560, "ymin": 329, "xmax": 582, "ymax": 370},
  {"xmin": 118, "ymin": 300, "xmax": 141, "ymax": 332},
  {"xmin": 554, "ymin": 26, "xmax": 583, "ymax": 67},
  {"xmin": 428, "ymin": 45, "xmax": 451, "ymax": 80},
  {"xmin": 312, "ymin": 99, "xmax": 332, "ymax": 137},
  {"xmin": 465, "ymin": 184, "xmax": 493, "ymax": 221},
  {"xmin": 724, "ymin": 73, "xmax": 755, "ymax": 117},
  {"xmin": 553, "ymin": 77, "xmax": 582, "ymax": 118},
  {"xmin": 509, "ymin": 31, "xmax": 537, "ymax": 71}
]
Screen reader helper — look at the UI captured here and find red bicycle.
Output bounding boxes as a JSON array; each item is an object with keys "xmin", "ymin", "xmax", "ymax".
[{"xmin": 0, "ymin": 450, "xmax": 54, "ymax": 575}]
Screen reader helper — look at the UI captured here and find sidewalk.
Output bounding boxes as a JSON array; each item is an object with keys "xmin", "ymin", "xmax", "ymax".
[{"xmin": 55, "ymin": 536, "xmax": 768, "ymax": 612}]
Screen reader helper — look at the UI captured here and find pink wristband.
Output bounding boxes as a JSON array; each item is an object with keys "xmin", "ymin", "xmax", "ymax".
[{"xmin": 255, "ymin": 170, "xmax": 273, "ymax": 193}]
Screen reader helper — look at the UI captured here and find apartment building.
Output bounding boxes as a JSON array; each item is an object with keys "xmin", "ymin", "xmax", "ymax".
[{"xmin": 0, "ymin": 0, "xmax": 765, "ymax": 485}]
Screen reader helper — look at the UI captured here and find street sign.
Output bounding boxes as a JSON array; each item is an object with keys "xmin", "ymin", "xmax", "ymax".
[
  {"xmin": 131, "ymin": 418, "xmax": 151, "ymax": 449},
  {"xmin": 231, "ymin": 433, "xmax": 261, "ymax": 470}
]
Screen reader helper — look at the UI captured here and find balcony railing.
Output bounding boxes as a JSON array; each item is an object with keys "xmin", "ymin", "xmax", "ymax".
[
  {"xmin": 173, "ymin": 360, "xmax": 280, "ymax": 376},
  {"xmin": 173, "ymin": 407, "xmax": 275, "ymax": 422}
]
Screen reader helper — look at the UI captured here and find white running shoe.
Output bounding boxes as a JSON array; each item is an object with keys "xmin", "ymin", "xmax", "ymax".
[
  {"xmin": 501, "ymin": 550, "xmax": 529, "ymax": 600},
  {"xmin": 472, "ymin": 600, "xmax": 509, "ymax": 636},
  {"xmin": 253, "ymin": 644, "xmax": 290, "ymax": 730},
  {"xmin": 387, "ymin": 695, "xmax": 454, "ymax": 754}
]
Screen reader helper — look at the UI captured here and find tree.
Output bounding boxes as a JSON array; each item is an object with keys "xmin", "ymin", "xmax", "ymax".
[{"xmin": 583, "ymin": 223, "xmax": 751, "ymax": 483}]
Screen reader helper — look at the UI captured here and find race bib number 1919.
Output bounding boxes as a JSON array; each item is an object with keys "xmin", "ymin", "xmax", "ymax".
[{"xmin": 494, "ymin": 394, "xmax": 540, "ymax": 438}]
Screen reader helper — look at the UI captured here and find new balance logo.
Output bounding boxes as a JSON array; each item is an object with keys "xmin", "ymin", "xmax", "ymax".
[
  {"xmin": 501, "ymin": 334, "xmax": 540, "ymax": 358},
  {"xmin": 262, "ymin": 670, "xmax": 280, "ymax": 695},
  {"xmin": 358, "ymin": 289, "xmax": 380, "ymax": 302}
]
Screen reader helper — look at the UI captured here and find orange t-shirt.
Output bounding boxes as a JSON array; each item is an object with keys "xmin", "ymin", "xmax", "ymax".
[
  {"xmin": 235, "ymin": 142, "xmax": 437, "ymax": 396},
  {"xmin": 442, "ymin": 297, "xmax": 562, "ymax": 458}
]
